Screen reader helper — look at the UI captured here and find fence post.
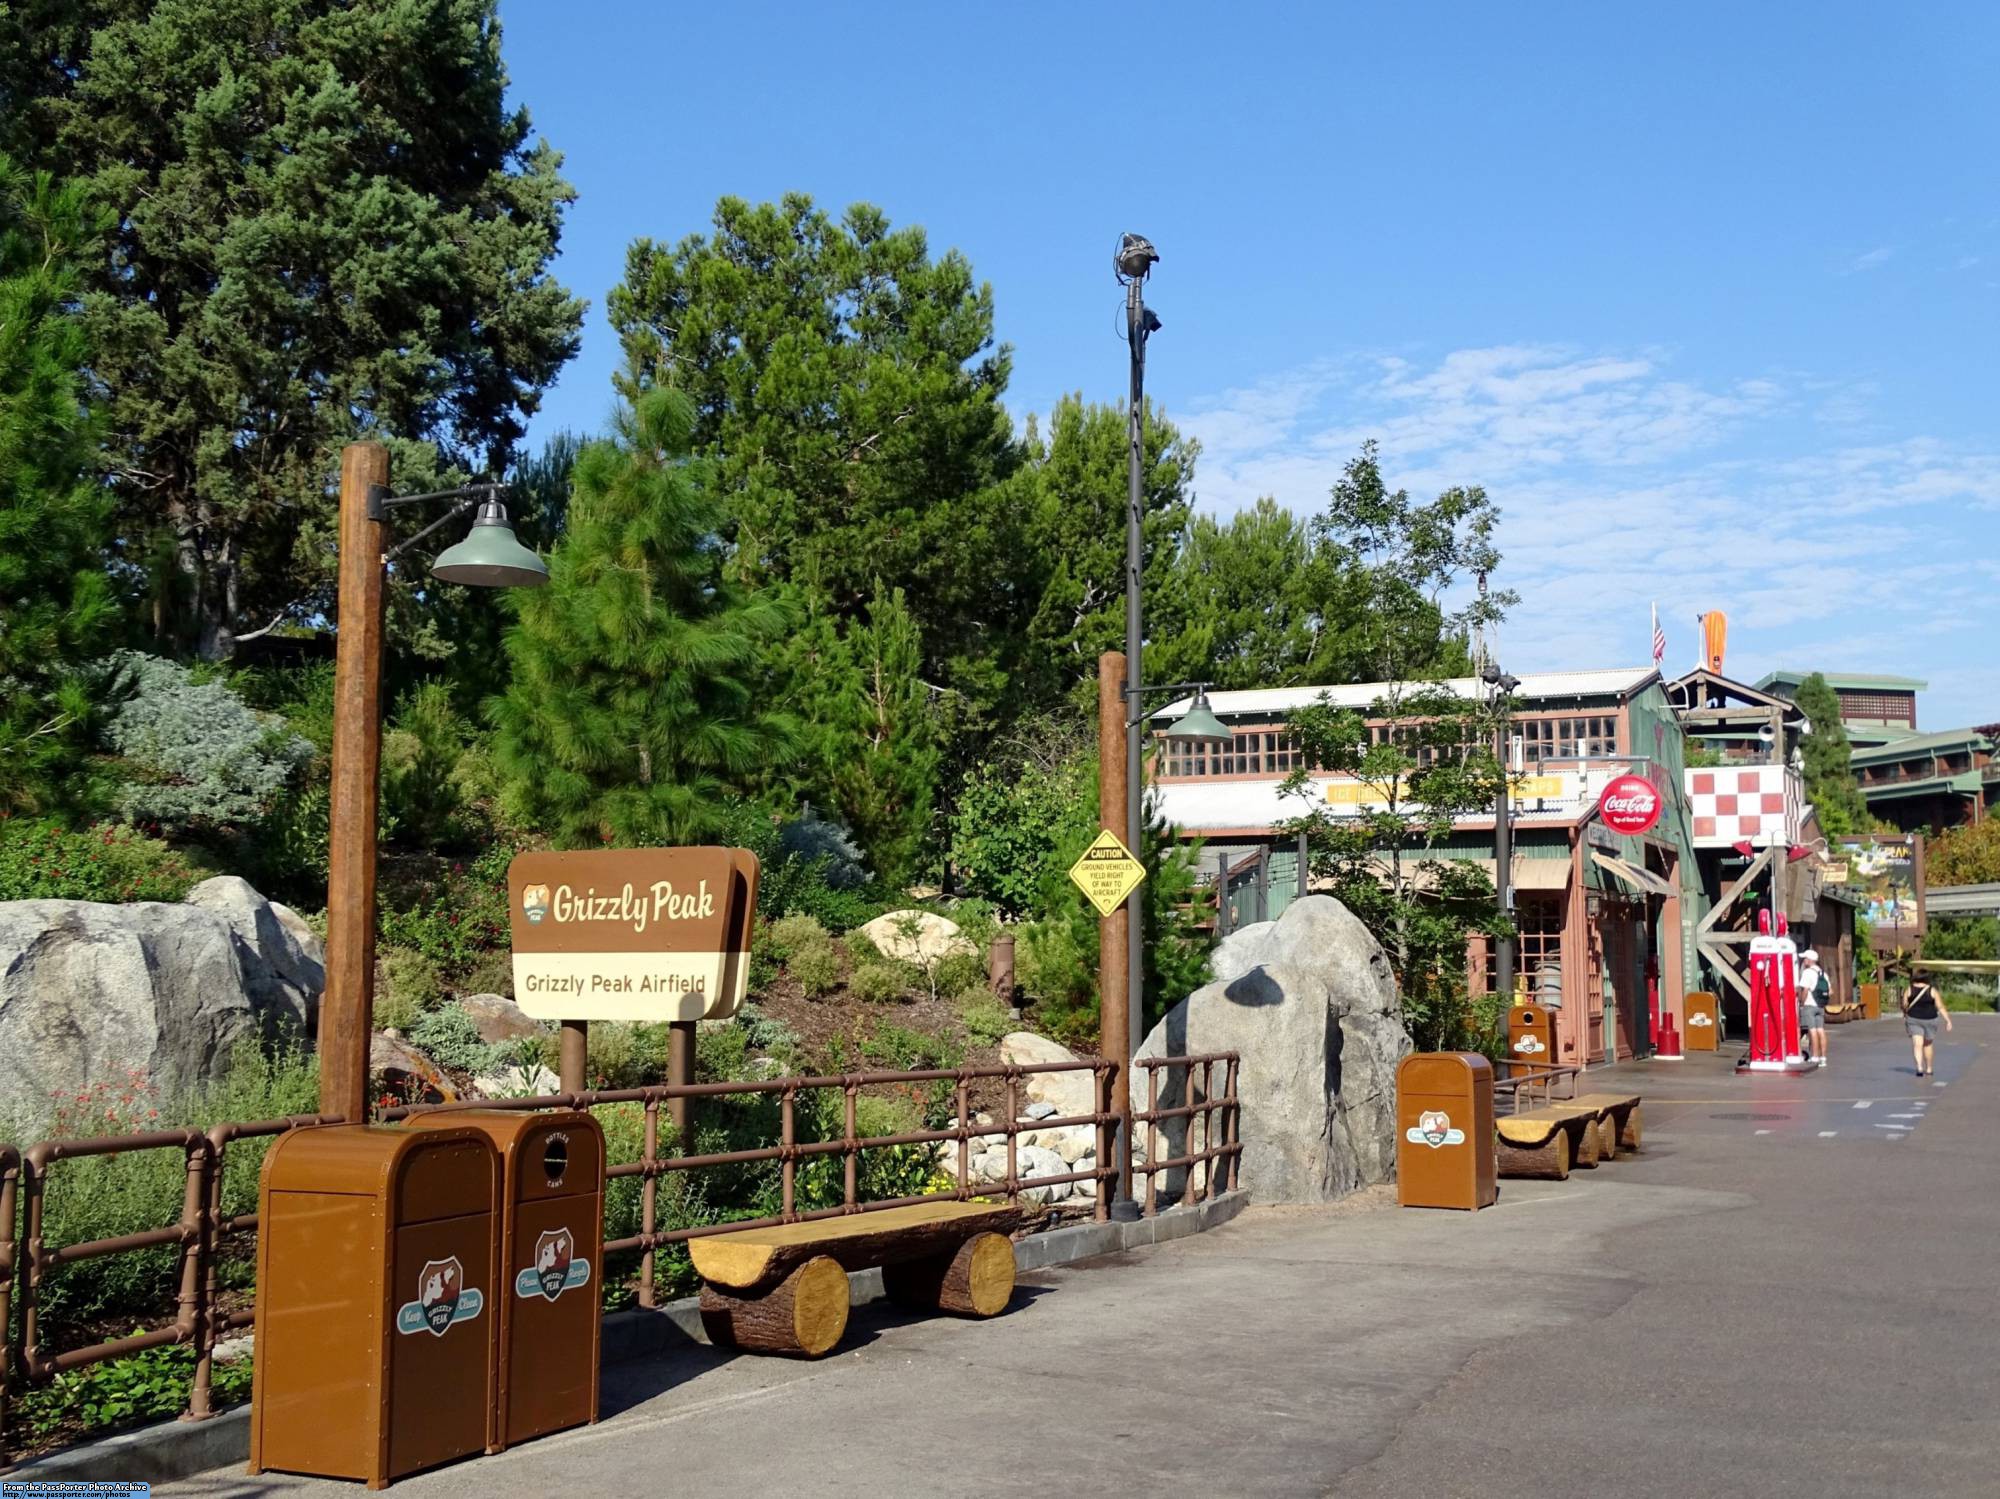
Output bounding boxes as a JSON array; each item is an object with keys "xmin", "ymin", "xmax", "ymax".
[
  {"xmin": 638, "ymin": 1096, "xmax": 659, "ymax": 1310},
  {"xmin": 187, "ymin": 1133, "xmax": 223, "ymax": 1421},
  {"xmin": 842, "ymin": 1079, "xmax": 859, "ymax": 1211},
  {"xmin": 955, "ymin": 1074, "xmax": 971, "ymax": 1201},
  {"xmin": 1003, "ymin": 1072, "xmax": 1019, "ymax": 1203},
  {"xmin": 1143, "ymin": 1066, "xmax": 1160, "ymax": 1217},
  {"xmin": 779, "ymin": 1085, "xmax": 797, "ymax": 1219}
]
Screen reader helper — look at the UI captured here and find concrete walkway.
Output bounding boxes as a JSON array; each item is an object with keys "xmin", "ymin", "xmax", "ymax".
[{"xmin": 165, "ymin": 1016, "xmax": 1997, "ymax": 1499}]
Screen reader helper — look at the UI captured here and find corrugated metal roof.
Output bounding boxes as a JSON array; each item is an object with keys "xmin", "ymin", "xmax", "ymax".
[
  {"xmin": 1160, "ymin": 666, "xmax": 1658, "ymax": 719},
  {"xmin": 1850, "ymin": 727, "xmax": 1993, "ymax": 763},
  {"xmin": 1757, "ymin": 669, "xmax": 1929, "ymax": 692}
]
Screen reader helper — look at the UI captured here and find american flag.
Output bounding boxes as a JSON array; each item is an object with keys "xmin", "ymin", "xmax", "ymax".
[{"xmin": 1651, "ymin": 603, "xmax": 1666, "ymax": 667}]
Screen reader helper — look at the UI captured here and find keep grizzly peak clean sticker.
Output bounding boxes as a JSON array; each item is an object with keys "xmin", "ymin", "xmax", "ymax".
[
  {"xmin": 1404, "ymin": 1110, "xmax": 1466, "ymax": 1149},
  {"xmin": 509, "ymin": 848, "xmax": 759, "ymax": 1025},
  {"xmin": 514, "ymin": 1227, "xmax": 592, "ymax": 1302},
  {"xmin": 1512, "ymin": 1034, "xmax": 1546, "ymax": 1054},
  {"xmin": 396, "ymin": 1255, "xmax": 484, "ymax": 1337}
]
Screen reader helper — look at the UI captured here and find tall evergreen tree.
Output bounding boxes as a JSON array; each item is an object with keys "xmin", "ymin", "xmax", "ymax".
[
  {"xmin": 608, "ymin": 195, "xmax": 1025, "ymax": 711},
  {"xmin": 489, "ymin": 389, "xmax": 795, "ymax": 848},
  {"xmin": 10, "ymin": 0, "xmax": 583, "ymax": 659},
  {"xmin": 818, "ymin": 588, "xmax": 938, "ymax": 888},
  {"xmin": 0, "ymin": 156, "xmax": 115, "ymax": 812},
  {"xmin": 1794, "ymin": 671, "xmax": 1869, "ymax": 834}
]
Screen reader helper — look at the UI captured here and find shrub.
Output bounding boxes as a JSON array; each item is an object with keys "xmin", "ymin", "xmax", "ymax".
[
  {"xmin": 934, "ymin": 950, "xmax": 988, "ymax": 1002},
  {"xmin": 696, "ymin": 1022, "xmax": 750, "ymax": 1082},
  {"xmin": 97, "ymin": 652, "xmax": 311, "ymax": 832},
  {"xmin": 959, "ymin": 994, "xmax": 1014, "ymax": 1048},
  {"xmin": 844, "ymin": 928, "xmax": 884, "ymax": 964},
  {"xmin": 765, "ymin": 913, "xmax": 831, "ymax": 958},
  {"xmin": 587, "ymin": 1021, "xmax": 671, "ymax": 1089},
  {"xmin": 737, "ymin": 1005, "xmax": 802, "ymax": 1066},
  {"xmin": 375, "ymin": 946, "xmax": 444, "ymax": 1031},
  {"xmin": 406, "ymin": 1004, "xmax": 499, "ymax": 1076},
  {"xmin": 0, "ymin": 818, "xmax": 208, "ymax": 903},
  {"xmin": 12, "ymin": 1341, "xmax": 255, "ymax": 1443},
  {"xmin": 850, "ymin": 961, "xmax": 912, "ymax": 1004},
  {"xmin": 381, "ymin": 681, "xmax": 473, "ymax": 849},
  {"xmin": 458, "ymin": 948, "xmax": 516, "ymax": 999},
  {"xmin": 788, "ymin": 942, "xmax": 842, "ymax": 997}
]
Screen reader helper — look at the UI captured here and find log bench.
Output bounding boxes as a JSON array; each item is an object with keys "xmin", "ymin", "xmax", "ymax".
[
  {"xmin": 689, "ymin": 1200, "xmax": 1024, "ymax": 1358},
  {"xmin": 1494, "ymin": 1105, "xmax": 1603, "ymax": 1180},
  {"xmin": 1567, "ymin": 1093, "xmax": 1643, "ymax": 1159}
]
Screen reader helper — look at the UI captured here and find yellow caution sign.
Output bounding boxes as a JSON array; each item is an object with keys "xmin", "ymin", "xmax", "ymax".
[{"xmin": 1068, "ymin": 829, "xmax": 1147, "ymax": 918}]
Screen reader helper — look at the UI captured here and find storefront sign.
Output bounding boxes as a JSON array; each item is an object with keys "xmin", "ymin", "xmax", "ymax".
[
  {"xmin": 1597, "ymin": 774, "xmax": 1662, "ymax": 835},
  {"xmin": 508, "ymin": 847, "xmax": 759, "ymax": 1022}
]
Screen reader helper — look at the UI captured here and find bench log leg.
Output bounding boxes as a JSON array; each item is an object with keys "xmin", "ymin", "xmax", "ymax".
[
  {"xmin": 1495, "ymin": 1129, "xmax": 1571, "ymax": 1181},
  {"xmin": 1568, "ymin": 1119, "xmax": 1602, "ymax": 1169},
  {"xmin": 1594, "ymin": 1114, "xmax": 1619, "ymax": 1162},
  {"xmin": 700, "ymin": 1253, "xmax": 850, "ymax": 1357},
  {"xmin": 1613, "ymin": 1104, "xmax": 1642, "ymax": 1153},
  {"xmin": 883, "ymin": 1231, "xmax": 1016, "ymax": 1318}
]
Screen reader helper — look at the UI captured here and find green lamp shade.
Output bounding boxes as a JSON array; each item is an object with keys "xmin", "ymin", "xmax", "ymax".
[
  {"xmin": 1160, "ymin": 690, "xmax": 1232, "ymax": 744},
  {"xmin": 430, "ymin": 499, "xmax": 549, "ymax": 588}
]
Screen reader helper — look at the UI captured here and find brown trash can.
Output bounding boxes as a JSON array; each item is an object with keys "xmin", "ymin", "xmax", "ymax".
[
  {"xmin": 250, "ymin": 1124, "xmax": 502, "ymax": 1488},
  {"xmin": 1505, "ymin": 1004, "xmax": 1558, "ymax": 1077},
  {"xmin": 1396, "ymin": 1053, "xmax": 1497, "ymax": 1211},
  {"xmin": 1684, "ymin": 991, "xmax": 1721, "ymax": 1051},
  {"xmin": 405, "ymin": 1109, "xmax": 605, "ymax": 1448},
  {"xmin": 1860, "ymin": 983, "xmax": 1881, "ymax": 1021}
]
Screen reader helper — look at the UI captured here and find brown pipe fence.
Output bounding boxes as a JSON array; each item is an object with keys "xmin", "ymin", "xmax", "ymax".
[
  {"xmin": 1, "ymin": 1051, "xmax": 1239, "ymax": 1454},
  {"xmin": 1492, "ymin": 1056, "xmax": 1584, "ymax": 1112}
]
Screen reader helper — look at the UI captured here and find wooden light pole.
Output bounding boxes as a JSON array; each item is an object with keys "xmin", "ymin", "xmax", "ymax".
[
  {"xmin": 1098, "ymin": 651, "xmax": 1133, "ymax": 1207},
  {"xmin": 320, "ymin": 443, "xmax": 392, "ymax": 1122}
]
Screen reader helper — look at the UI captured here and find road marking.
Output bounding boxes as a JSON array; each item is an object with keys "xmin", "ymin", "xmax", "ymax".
[
  {"xmin": 1853, "ymin": 1101, "xmax": 1873, "ymax": 1110},
  {"xmin": 1934, "ymin": 1081, "xmax": 1947, "ymax": 1088},
  {"xmin": 1817, "ymin": 1131, "xmax": 1837, "ymax": 1138},
  {"xmin": 1873, "ymin": 1123, "xmax": 1911, "ymax": 1132},
  {"xmin": 1754, "ymin": 1129, "xmax": 1773, "ymax": 1136},
  {"xmin": 1888, "ymin": 1113, "xmax": 1920, "ymax": 1119}
]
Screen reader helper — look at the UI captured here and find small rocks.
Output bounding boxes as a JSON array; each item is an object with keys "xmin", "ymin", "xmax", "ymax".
[
  {"xmin": 1023, "ymin": 1100, "xmax": 1059, "ymax": 1121},
  {"xmin": 472, "ymin": 1063, "xmax": 559, "ymax": 1099}
]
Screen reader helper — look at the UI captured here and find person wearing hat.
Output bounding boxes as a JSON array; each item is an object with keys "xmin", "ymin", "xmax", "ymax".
[{"xmin": 1796, "ymin": 948, "xmax": 1832, "ymax": 1067}]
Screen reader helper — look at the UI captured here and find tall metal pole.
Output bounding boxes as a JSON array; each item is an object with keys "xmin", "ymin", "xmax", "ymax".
[
  {"xmin": 1494, "ymin": 727, "xmax": 1515, "ymax": 1003},
  {"xmin": 1124, "ymin": 272, "xmax": 1147, "ymax": 1090},
  {"xmin": 1097, "ymin": 652, "xmax": 1134, "ymax": 1213},
  {"xmin": 321, "ymin": 442, "xmax": 391, "ymax": 1122}
]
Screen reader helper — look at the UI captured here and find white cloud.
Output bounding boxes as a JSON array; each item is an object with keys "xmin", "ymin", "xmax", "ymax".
[
  {"xmin": 1842, "ymin": 246, "xmax": 1895, "ymax": 274},
  {"xmin": 1180, "ymin": 345, "xmax": 2000, "ymax": 726}
]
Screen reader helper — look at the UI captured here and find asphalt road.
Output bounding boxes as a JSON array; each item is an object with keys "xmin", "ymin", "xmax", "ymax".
[{"xmin": 163, "ymin": 1015, "xmax": 1997, "ymax": 1499}]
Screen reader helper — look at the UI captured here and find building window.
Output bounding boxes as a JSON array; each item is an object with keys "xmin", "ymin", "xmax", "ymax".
[
  {"xmin": 1473, "ymin": 891, "xmax": 1566, "ymax": 998},
  {"xmin": 1158, "ymin": 727, "xmax": 1299, "ymax": 779},
  {"xmin": 1514, "ymin": 714, "xmax": 1620, "ymax": 764}
]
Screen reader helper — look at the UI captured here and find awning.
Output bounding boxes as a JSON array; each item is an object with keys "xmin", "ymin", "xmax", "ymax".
[{"xmin": 1589, "ymin": 849, "xmax": 1676, "ymax": 898}]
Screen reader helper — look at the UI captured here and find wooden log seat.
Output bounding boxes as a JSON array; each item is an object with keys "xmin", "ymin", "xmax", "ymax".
[
  {"xmin": 1567, "ymin": 1093, "xmax": 1643, "ymax": 1158},
  {"xmin": 1494, "ymin": 1106, "xmax": 1602, "ymax": 1180},
  {"xmin": 691, "ymin": 1201, "xmax": 1024, "ymax": 1357}
]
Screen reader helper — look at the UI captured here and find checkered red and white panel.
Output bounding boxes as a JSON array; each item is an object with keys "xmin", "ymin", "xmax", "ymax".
[{"xmin": 1684, "ymin": 766, "xmax": 1802, "ymax": 848}]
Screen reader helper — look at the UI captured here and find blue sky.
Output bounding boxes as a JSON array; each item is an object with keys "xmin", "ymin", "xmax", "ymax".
[{"xmin": 502, "ymin": 2, "xmax": 2000, "ymax": 727}]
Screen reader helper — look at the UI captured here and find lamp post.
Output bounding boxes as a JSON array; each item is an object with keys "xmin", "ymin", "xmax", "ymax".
[
  {"xmin": 319, "ymin": 444, "xmax": 548, "ymax": 1123},
  {"xmin": 1481, "ymin": 664, "xmax": 1522, "ymax": 1002}
]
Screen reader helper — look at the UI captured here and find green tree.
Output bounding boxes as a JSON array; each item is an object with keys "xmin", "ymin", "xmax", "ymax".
[
  {"xmin": 489, "ymin": 389, "xmax": 796, "ymax": 848},
  {"xmin": 785, "ymin": 586, "xmax": 939, "ymax": 888},
  {"xmin": 608, "ymin": 194, "xmax": 1025, "ymax": 713},
  {"xmin": 1922, "ymin": 914, "xmax": 1999, "ymax": 963},
  {"xmin": 14, "ymin": 0, "xmax": 583, "ymax": 659},
  {"xmin": 1018, "ymin": 394, "xmax": 1196, "ymax": 705},
  {"xmin": 1795, "ymin": 672, "xmax": 1868, "ymax": 834},
  {"xmin": 0, "ymin": 156, "xmax": 116, "ymax": 812},
  {"xmin": 1927, "ymin": 817, "xmax": 2000, "ymax": 886}
]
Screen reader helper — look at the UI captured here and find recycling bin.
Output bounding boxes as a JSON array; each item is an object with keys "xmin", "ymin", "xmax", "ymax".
[
  {"xmin": 1860, "ymin": 983, "xmax": 1881, "ymax": 1021},
  {"xmin": 405, "ymin": 1108, "xmax": 605, "ymax": 1448},
  {"xmin": 251, "ymin": 1123, "xmax": 502, "ymax": 1488},
  {"xmin": 1505, "ymin": 1004, "xmax": 1558, "ymax": 1077},
  {"xmin": 1684, "ymin": 991, "xmax": 1720, "ymax": 1051},
  {"xmin": 1395, "ymin": 1052, "xmax": 1496, "ymax": 1211}
]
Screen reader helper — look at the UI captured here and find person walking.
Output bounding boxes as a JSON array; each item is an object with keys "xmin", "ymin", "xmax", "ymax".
[
  {"xmin": 1797, "ymin": 949, "xmax": 1832, "ymax": 1067},
  {"xmin": 1901, "ymin": 970, "xmax": 1951, "ymax": 1077}
]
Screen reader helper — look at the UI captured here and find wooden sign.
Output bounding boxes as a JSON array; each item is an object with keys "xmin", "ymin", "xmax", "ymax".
[
  {"xmin": 507, "ymin": 848, "xmax": 759, "ymax": 1023},
  {"xmin": 1067, "ymin": 830, "xmax": 1146, "ymax": 919}
]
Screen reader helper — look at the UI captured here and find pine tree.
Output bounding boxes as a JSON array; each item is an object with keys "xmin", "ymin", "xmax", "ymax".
[
  {"xmin": 489, "ymin": 389, "xmax": 795, "ymax": 848},
  {"xmin": 0, "ymin": 156, "xmax": 116, "ymax": 812},
  {"xmin": 9, "ymin": 1, "xmax": 584, "ymax": 659},
  {"xmin": 1795, "ymin": 672, "xmax": 1869, "ymax": 834}
]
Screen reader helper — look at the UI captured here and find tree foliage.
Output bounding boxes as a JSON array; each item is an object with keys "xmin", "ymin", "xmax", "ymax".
[
  {"xmin": 9, "ymin": 0, "xmax": 583, "ymax": 659},
  {"xmin": 1794, "ymin": 672, "xmax": 1868, "ymax": 834},
  {"xmin": 1927, "ymin": 816, "xmax": 2000, "ymax": 887},
  {"xmin": 489, "ymin": 389, "xmax": 795, "ymax": 848},
  {"xmin": 0, "ymin": 155, "xmax": 114, "ymax": 813}
]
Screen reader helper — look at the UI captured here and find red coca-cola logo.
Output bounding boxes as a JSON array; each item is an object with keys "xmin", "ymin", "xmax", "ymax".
[{"xmin": 1598, "ymin": 774, "xmax": 1662, "ymax": 835}]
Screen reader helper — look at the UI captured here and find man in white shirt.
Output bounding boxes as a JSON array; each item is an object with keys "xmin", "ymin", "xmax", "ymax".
[{"xmin": 1797, "ymin": 949, "xmax": 1831, "ymax": 1067}]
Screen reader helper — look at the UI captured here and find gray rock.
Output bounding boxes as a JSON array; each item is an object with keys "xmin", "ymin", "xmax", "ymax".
[
  {"xmin": 457, "ymin": 992, "xmax": 545, "ymax": 1046},
  {"xmin": 1016, "ymin": 1143, "xmax": 1071, "ymax": 1203},
  {"xmin": 1023, "ymin": 1100, "xmax": 1059, "ymax": 1121},
  {"xmin": 212, "ymin": 1333, "xmax": 254, "ymax": 1364},
  {"xmin": 182, "ymin": 876, "xmax": 324, "ymax": 1037},
  {"xmin": 999, "ymin": 1032, "xmax": 1096, "ymax": 1119},
  {"xmin": 1137, "ymin": 895, "xmax": 1410, "ymax": 1204},
  {"xmin": 472, "ymin": 1063, "xmax": 560, "ymax": 1099},
  {"xmin": 0, "ymin": 897, "xmax": 263, "ymax": 1125}
]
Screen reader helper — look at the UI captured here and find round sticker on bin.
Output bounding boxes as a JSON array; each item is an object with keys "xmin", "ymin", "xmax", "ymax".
[
  {"xmin": 516, "ymin": 1227, "xmax": 592, "ymax": 1302},
  {"xmin": 1512, "ymin": 1034, "xmax": 1546, "ymax": 1054},
  {"xmin": 397, "ymin": 1255, "xmax": 484, "ymax": 1337},
  {"xmin": 1404, "ymin": 1110, "xmax": 1466, "ymax": 1149}
]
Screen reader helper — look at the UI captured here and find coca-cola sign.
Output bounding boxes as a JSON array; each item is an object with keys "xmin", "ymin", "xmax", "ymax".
[{"xmin": 1598, "ymin": 774, "xmax": 1663, "ymax": 835}]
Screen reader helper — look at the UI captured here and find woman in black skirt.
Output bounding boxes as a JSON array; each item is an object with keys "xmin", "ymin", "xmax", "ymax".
[{"xmin": 1901, "ymin": 970, "xmax": 1952, "ymax": 1077}]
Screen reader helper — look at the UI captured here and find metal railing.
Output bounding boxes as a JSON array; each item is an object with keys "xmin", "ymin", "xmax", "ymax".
[
  {"xmin": 1133, "ymin": 1053, "xmax": 1243, "ymax": 1214},
  {"xmin": 1, "ymin": 1051, "xmax": 1239, "ymax": 1455},
  {"xmin": 1492, "ymin": 1056, "xmax": 1585, "ymax": 1113}
]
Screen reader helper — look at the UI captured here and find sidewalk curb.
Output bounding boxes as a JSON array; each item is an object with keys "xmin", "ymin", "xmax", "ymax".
[{"xmin": 7, "ymin": 1190, "xmax": 1248, "ymax": 1486}]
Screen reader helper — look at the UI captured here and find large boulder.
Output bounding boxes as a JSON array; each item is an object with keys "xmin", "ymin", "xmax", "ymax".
[
  {"xmin": 857, "ymin": 910, "xmax": 976, "ymax": 966},
  {"xmin": 0, "ymin": 880, "xmax": 327, "ymax": 1127},
  {"xmin": 457, "ymin": 993, "xmax": 545, "ymax": 1046},
  {"xmin": 1135, "ymin": 895, "xmax": 1410, "ymax": 1203}
]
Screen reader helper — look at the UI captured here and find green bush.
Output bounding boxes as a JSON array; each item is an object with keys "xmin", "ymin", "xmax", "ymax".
[
  {"xmin": 0, "ymin": 818, "xmax": 207, "ymax": 902},
  {"xmin": 850, "ymin": 961, "xmax": 912, "ymax": 1004},
  {"xmin": 737, "ymin": 1005, "xmax": 803, "ymax": 1068},
  {"xmin": 11, "ymin": 1341, "xmax": 255, "ymax": 1443},
  {"xmin": 959, "ymin": 994, "xmax": 1014, "ymax": 1048},
  {"xmin": 458, "ymin": 947, "xmax": 516, "ymax": 999},
  {"xmin": 788, "ymin": 942, "xmax": 842, "ymax": 997},
  {"xmin": 375, "ymin": 946, "xmax": 444, "ymax": 1031},
  {"xmin": 765, "ymin": 913, "xmax": 831, "ymax": 957},
  {"xmin": 844, "ymin": 927, "xmax": 884, "ymax": 964},
  {"xmin": 586, "ymin": 1021, "xmax": 672, "ymax": 1089},
  {"xmin": 934, "ymin": 950, "xmax": 988, "ymax": 1002},
  {"xmin": 406, "ymin": 1004, "xmax": 499, "ymax": 1076}
]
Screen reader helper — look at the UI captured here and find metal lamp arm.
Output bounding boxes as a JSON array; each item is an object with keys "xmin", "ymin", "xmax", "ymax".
[
  {"xmin": 365, "ymin": 481, "xmax": 510, "ymax": 563},
  {"xmin": 1125, "ymin": 680, "xmax": 1212, "ymax": 729}
]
